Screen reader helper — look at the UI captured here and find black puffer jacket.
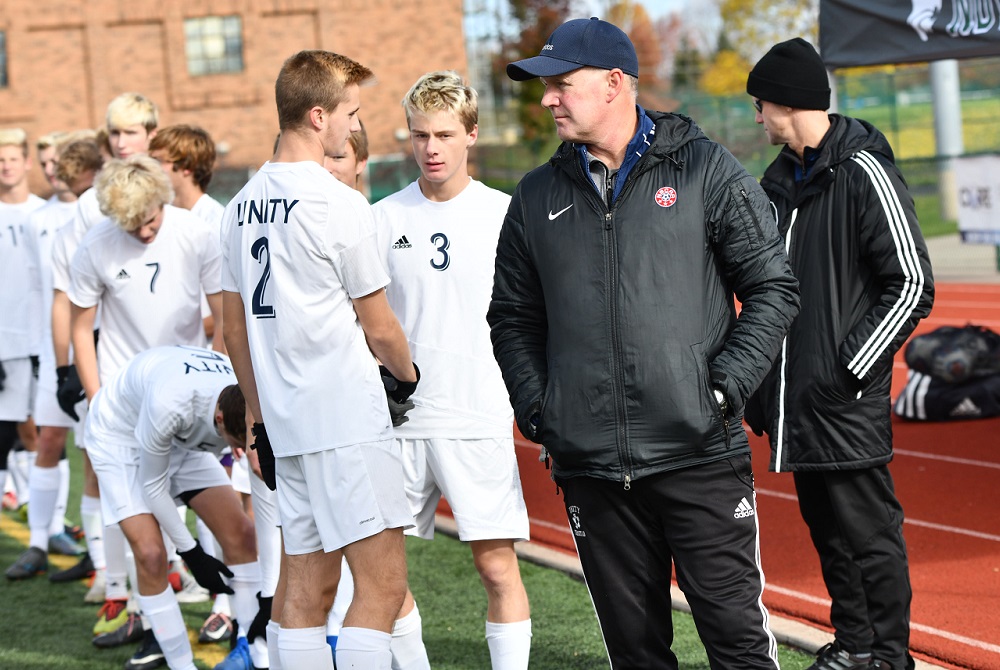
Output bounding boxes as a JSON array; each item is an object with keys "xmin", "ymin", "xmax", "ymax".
[
  {"xmin": 749, "ymin": 114, "xmax": 934, "ymax": 472},
  {"xmin": 487, "ymin": 111, "xmax": 800, "ymax": 485}
]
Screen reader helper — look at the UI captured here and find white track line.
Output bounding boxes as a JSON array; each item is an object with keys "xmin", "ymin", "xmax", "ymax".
[
  {"xmin": 765, "ymin": 584, "xmax": 1000, "ymax": 655},
  {"xmin": 894, "ymin": 448, "xmax": 1000, "ymax": 470},
  {"xmin": 755, "ymin": 488, "xmax": 1000, "ymax": 542}
]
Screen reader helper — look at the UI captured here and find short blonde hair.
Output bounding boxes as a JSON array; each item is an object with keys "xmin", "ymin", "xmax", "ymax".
[
  {"xmin": 95, "ymin": 155, "xmax": 173, "ymax": 232},
  {"xmin": 37, "ymin": 132, "xmax": 66, "ymax": 151},
  {"xmin": 402, "ymin": 71, "xmax": 478, "ymax": 133},
  {"xmin": 0, "ymin": 128, "xmax": 30, "ymax": 156},
  {"xmin": 106, "ymin": 93, "xmax": 159, "ymax": 133}
]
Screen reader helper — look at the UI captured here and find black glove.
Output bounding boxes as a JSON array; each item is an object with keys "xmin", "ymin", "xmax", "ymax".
[
  {"xmin": 56, "ymin": 365, "xmax": 85, "ymax": 421},
  {"xmin": 29, "ymin": 355, "xmax": 39, "ymax": 380},
  {"xmin": 251, "ymin": 423, "xmax": 276, "ymax": 491},
  {"xmin": 247, "ymin": 592, "xmax": 273, "ymax": 643},
  {"xmin": 0, "ymin": 359, "xmax": 5, "ymax": 392},
  {"xmin": 378, "ymin": 363, "xmax": 420, "ymax": 404},
  {"xmin": 379, "ymin": 365, "xmax": 416, "ymax": 427},
  {"xmin": 178, "ymin": 541, "xmax": 234, "ymax": 595}
]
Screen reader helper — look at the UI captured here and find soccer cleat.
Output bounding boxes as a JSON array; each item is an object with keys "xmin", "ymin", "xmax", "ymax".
[
  {"xmin": 199, "ymin": 611, "xmax": 234, "ymax": 644},
  {"xmin": 5, "ymin": 546, "xmax": 47, "ymax": 580},
  {"xmin": 93, "ymin": 598, "xmax": 129, "ymax": 636},
  {"xmin": 93, "ymin": 612, "xmax": 143, "ymax": 648},
  {"xmin": 84, "ymin": 569, "xmax": 107, "ymax": 603},
  {"xmin": 124, "ymin": 629, "xmax": 167, "ymax": 669},
  {"xmin": 806, "ymin": 641, "xmax": 872, "ymax": 670},
  {"xmin": 50, "ymin": 552, "xmax": 95, "ymax": 582},
  {"xmin": 169, "ymin": 559, "xmax": 210, "ymax": 603},
  {"xmin": 213, "ymin": 636, "xmax": 252, "ymax": 670},
  {"xmin": 48, "ymin": 531, "xmax": 85, "ymax": 556},
  {"xmin": 65, "ymin": 520, "xmax": 85, "ymax": 541}
]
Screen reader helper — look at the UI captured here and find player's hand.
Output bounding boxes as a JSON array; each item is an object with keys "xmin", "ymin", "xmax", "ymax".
[
  {"xmin": 379, "ymin": 363, "xmax": 420, "ymax": 426},
  {"xmin": 0, "ymin": 359, "xmax": 6, "ymax": 392},
  {"xmin": 247, "ymin": 592, "xmax": 273, "ymax": 643},
  {"xmin": 379, "ymin": 363, "xmax": 420, "ymax": 404},
  {"xmin": 251, "ymin": 423, "xmax": 276, "ymax": 491},
  {"xmin": 56, "ymin": 365, "xmax": 85, "ymax": 421},
  {"xmin": 29, "ymin": 356, "xmax": 39, "ymax": 380},
  {"xmin": 178, "ymin": 541, "xmax": 234, "ymax": 595}
]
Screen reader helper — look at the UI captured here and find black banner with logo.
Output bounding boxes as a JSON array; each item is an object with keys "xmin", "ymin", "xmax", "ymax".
[{"xmin": 820, "ymin": 0, "xmax": 1000, "ymax": 67}]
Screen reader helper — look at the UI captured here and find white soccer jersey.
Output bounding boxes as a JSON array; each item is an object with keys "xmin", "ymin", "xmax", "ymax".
[
  {"xmin": 191, "ymin": 193, "xmax": 225, "ymax": 231},
  {"xmin": 69, "ymin": 204, "xmax": 221, "ymax": 382},
  {"xmin": 26, "ymin": 200, "xmax": 77, "ymax": 367},
  {"xmin": 88, "ymin": 345, "xmax": 236, "ymax": 550},
  {"xmin": 373, "ymin": 179, "xmax": 514, "ymax": 439},
  {"xmin": 51, "ymin": 188, "xmax": 108, "ymax": 294},
  {"xmin": 0, "ymin": 194, "xmax": 46, "ymax": 360},
  {"xmin": 221, "ymin": 161, "xmax": 393, "ymax": 457}
]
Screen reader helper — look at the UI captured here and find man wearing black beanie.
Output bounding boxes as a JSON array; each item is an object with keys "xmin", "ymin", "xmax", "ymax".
[{"xmin": 745, "ymin": 38, "xmax": 934, "ymax": 670}]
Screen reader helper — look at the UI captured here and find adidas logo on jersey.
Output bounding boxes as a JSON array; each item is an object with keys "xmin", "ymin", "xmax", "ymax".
[
  {"xmin": 392, "ymin": 235, "xmax": 412, "ymax": 249},
  {"xmin": 115, "ymin": 268, "xmax": 131, "ymax": 280},
  {"xmin": 734, "ymin": 497, "xmax": 755, "ymax": 519},
  {"xmin": 950, "ymin": 397, "xmax": 982, "ymax": 418}
]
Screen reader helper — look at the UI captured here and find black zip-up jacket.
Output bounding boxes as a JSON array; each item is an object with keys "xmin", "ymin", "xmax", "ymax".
[
  {"xmin": 747, "ymin": 114, "xmax": 934, "ymax": 472},
  {"xmin": 487, "ymin": 111, "xmax": 800, "ymax": 485}
]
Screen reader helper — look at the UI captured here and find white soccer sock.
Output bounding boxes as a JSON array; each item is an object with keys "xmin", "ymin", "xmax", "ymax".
[
  {"xmin": 104, "ymin": 523, "xmax": 129, "ymax": 600},
  {"xmin": 27, "ymin": 465, "xmax": 60, "ymax": 550},
  {"xmin": 267, "ymin": 620, "xmax": 283, "ymax": 670},
  {"xmin": 48, "ymin": 459, "xmax": 71, "ymax": 537},
  {"xmin": 390, "ymin": 604, "xmax": 430, "ymax": 670},
  {"xmin": 80, "ymin": 494, "xmax": 106, "ymax": 570},
  {"xmin": 485, "ymin": 619, "xmax": 532, "ymax": 670},
  {"xmin": 328, "ymin": 557, "xmax": 353, "ymax": 636},
  {"xmin": 139, "ymin": 586, "xmax": 197, "ymax": 670},
  {"xmin": 280, "ymin": 626, "xmax": 334, "ymax": 669},
  {"xmin": 251, "ymin": 475, "xmax": 280, "ymax": 597},
  {"xmin": 229, "ymin": 561, "xmax": 261, "ymax": 637},
  {"xmin": 11, "ymin": 449, "xmax": 31, "ymax": 503}
]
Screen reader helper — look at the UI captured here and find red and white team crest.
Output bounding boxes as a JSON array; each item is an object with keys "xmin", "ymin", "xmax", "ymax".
[{"xmin": 654, "ymin": 186, "xmax": 677, "ymax": 208}]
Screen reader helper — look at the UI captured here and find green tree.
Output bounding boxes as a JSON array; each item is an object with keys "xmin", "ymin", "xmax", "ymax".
[
  {"xmin": 495, "ymin": 0, "xmax": 572, "ymax": 158},
  {"xmin": 717, "ymin": 0, "xmax": 818, "ymax": 62},
  {"xmin": 673, "ymin": 35, "xmax": 705, "ymax": 91}
]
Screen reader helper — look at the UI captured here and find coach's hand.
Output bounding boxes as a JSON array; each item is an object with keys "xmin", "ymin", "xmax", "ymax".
[
  {"xmin": 247, "ymin": 592, "xmax": 273, "ymax": 643},
  {"xmin": 56, "ymin": 365, "xmax": 85, "ymax": 421},
  {"xmin": 178, "ymin": 541, "xmax": 234, "ymax": 595},
  {"xmin": 251, "ymin": 423, "xmax": 276, "ymax": 491}
]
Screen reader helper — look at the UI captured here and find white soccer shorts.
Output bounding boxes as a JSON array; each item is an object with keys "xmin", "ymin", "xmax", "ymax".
[
  {"xmin": 398, "ymin": 436, "xmax": 530, "ymax": 542},
  {"xmin": 0, "ymin": 358, "xmax": 35, "ymax": 422},
  {"xmin": 277, "ymin": 441, "xmax": 414, "ymax": 555}
]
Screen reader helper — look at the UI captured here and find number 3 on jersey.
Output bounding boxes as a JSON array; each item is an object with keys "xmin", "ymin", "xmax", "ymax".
[
  {"xmin": 250, "ymin": 236, "xmax": 275, "ymax": 318},
  {"xmin": 430, "ymin": 232, "xmax": 450, "ymax": 271}
]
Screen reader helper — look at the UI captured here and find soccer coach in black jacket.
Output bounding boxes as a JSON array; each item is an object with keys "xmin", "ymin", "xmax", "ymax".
[
  {"xmin": 746, "ymin": 39, "xmax": 934, "ymax": 670},
  {"xmin": 488, "ymin": 17, "xmax": 800, "ymax": 669}
]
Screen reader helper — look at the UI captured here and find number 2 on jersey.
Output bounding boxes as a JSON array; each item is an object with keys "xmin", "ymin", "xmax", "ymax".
[{"xmin": 251, "ymin": 236, "xmax": 276, "ymax": 318}]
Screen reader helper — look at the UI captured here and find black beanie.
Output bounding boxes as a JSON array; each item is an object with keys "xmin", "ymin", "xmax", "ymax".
[{"xmin": 746, "ymin": 37, "xmax": 830, "ymax": 110}]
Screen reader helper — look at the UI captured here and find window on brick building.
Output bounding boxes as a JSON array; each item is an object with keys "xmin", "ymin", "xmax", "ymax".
[
  {"xmin": 184, "ymin": 16, "xmax": 243, "ymax": 76},
  {"xmin": 0, "ymin": 31, "xmax": 8, "ymax": 88}
]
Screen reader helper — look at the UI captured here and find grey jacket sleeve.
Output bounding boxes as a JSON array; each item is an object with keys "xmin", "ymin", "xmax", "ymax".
[
  {"xmin": 487, "ymin": 189, "xmax": 548, "ymax": 443},
  {"xmin": 704, "ymin": 148, "xmax": 800, "ymax": 414}
]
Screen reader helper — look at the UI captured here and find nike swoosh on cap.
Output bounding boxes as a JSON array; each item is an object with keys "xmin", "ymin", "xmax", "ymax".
[{"xmin": 548, "ymin": 205, "xmax": 573, "ymax": 220}]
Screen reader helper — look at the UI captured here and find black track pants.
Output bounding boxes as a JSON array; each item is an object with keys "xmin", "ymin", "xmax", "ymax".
[
  {"xmin": 557, "ymin": 455, "xmax": 779, "ymax": 670},
  {"xmin": 794, "ymin": 466, "xmax": 914, "ymax": 669}
]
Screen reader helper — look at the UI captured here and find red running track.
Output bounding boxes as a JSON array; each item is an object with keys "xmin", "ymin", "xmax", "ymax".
[{"xmin": 504, "ymin": 283, "xmax": 1000, "ymax": 669}]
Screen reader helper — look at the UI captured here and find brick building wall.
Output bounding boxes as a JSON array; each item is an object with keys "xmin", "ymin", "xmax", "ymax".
[{"xmin": 0, "ymin": 0, "xmax": 467, "ymax": 196}]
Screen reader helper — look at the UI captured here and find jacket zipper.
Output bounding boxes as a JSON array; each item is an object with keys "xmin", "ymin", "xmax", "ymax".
[
  {"xmin": 774, "ymin": 208, "xmax": 798, "ymax": 472},
  {"xmin": 739, "ymin": 188, "xmax": 765, "ymax": 242}
]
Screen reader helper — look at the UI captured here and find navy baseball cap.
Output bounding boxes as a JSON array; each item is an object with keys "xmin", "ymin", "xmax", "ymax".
[{"xmin": 506, "ymin": 17, "xmax": 639, "ymax": 81}]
